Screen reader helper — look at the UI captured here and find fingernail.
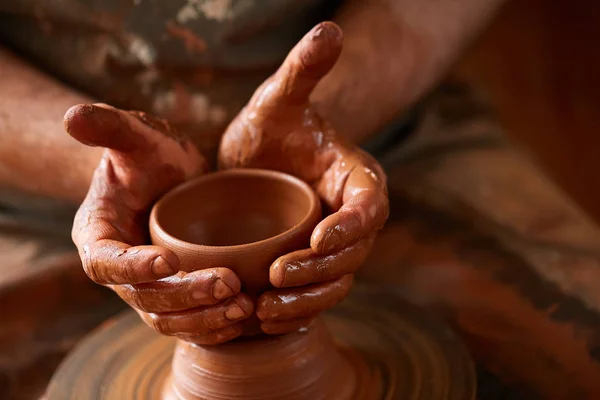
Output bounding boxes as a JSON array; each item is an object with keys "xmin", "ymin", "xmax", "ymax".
[
  {"xmin": 151, "ymin": 256, "xmax": 174, "ymax": 276},
  {"xmin": 212, "ymin": 279, "xmax": 234, "ymax": 300},
  {"xmin": 225, "ymin": 304, "xmax": 246, "ymax": 321}
]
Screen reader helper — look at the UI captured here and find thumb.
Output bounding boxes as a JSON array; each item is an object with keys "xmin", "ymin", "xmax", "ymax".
[{"xmin": 253, "ymin": 21, "xmax": 343, "ymax": 112}]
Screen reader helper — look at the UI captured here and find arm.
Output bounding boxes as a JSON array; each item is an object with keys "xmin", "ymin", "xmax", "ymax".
[
  {"xmin": 0, "ymin": 48, "xmax": 102, "ymax": 203},
  {"xmin": 0, "ymin": 0, "xmax": 506, "ymax": 206},
  {"xmin": 314, "ymin": 0, "xmax": 507, "ymax": 144}
]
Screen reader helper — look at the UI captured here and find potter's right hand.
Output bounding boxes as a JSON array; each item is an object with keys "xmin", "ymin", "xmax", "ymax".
[{"xmin": 66, "ymin": 104, "xmax": 254, "ymax": 345}]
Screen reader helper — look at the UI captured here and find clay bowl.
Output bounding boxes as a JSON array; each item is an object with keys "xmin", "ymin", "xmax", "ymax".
[
  {"xmin": 148, "ymin": 169, "xmax": 356, "ymax": 400},
  {"xmin": 149, "ymin": 168, "xmax": 322, "ymax": 327},
  {"xmin": 46, "ymin": 168, "xmax": 478, "ymax": 399}
]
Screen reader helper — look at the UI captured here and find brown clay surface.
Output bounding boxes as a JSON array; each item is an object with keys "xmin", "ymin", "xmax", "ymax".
[
  {"xmin": 150, "ymin": 168, "xmax": 350, "ymax": 398},
  {"xmin": 150, "ymin": 168, "xmax": 322, "ymax": 293},
  {"xmin": 45, "ymin": 284, "xmax": 476, "ymax": 400},
  {"xmin": 162, "ymin": 320, "xmax": 358, "ymax": 400},
  {"xmin": 149, "ymin": 168, "xmax": 322, "ymax": 342},
  {"xmin": 148, "ymin": 168, "xmax": 359, "ymax": 398}
]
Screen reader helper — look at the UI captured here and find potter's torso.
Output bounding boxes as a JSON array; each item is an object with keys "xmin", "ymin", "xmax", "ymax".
[{"xmin": 0, "ymin": 0, "xmax": 341, "ymax": 154}]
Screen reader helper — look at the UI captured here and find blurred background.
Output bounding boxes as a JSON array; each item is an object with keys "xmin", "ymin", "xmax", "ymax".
[{"xmin": 2, "ymin": 0, "xmax": 600, "ymax": 399}]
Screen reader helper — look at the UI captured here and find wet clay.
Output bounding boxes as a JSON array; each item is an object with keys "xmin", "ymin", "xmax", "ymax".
[
  {"xmin": 64, "ymin": 22, "xmax": 390, "ymax": 346},
  {"xmin": 150, "ymin": 168, "xmax": 322, "ymax": 293},
  {"xmin": 149, "ymin": 168, "xmax": 361, "ymax": 398},
  {"xmin": 150, "ymin": 168, "xmax": 321, "ymax": 339},
  {"xmin": 45, "ymin": 284, "xmax": 476, "ymax": 400},
  {"xmin": 150, "ymin": 168, "xmax": 326, "ymax": 397},
  {"xmin": 162, "ymin": 321, "xmax": 357, "ymax": 400},
  {"xmin": 51, "ymin": 168, "xmax": 475, "ymax": 399}
]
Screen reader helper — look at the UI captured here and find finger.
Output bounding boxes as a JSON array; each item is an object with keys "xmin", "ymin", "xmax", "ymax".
[
  {"xmin": 133, "ymin": 309, "xmax": 245, "ymax": 345},
  {"xmin": 64, "ymin": 104, "xmax": 142, "ymax": 151},
  {"xmin": 112, "ymin": 268, "xmax": 241, "ymax": 313},
  {"xmin": 251, "ymin": 21, "xmax": 343, "ymax": 117},
  {"xmin": 311, "ymin": 189, "xmax": 389, "ymax": 254},
  {"xmin": 275, "ymin": 21, "xmax": 343, "ymax": 104},
  {"xmin": 312, "ymin": 150, "xmax": 389, "ymax": 254},
  {"xmin": 64, "ymin": 104, "xmax": 185, "ymax": 153},
  {"xmin": 80, "ymin": 240, "xmax": 179, "ymax": 285},
  {"xmin": 138, "ymin": 294, "xmax": 254, "ymax": 336},
  {"xmin": 256, "ymin": 274, "xmax": 353, "ymax": 322},
  {"xmin": 270, "ymin": 237, "xmax": 374, "ymax": 288},
  {"xmin": 73, "ymin": 200, "xmax": 181, "ymax": 284},
  {"xmin": 177, "ymin": 323, "xmax": 244, "ymax": 345},
  {"xmin": 261, "ymin": 317, "xmax": 315, "ymax": 335}
]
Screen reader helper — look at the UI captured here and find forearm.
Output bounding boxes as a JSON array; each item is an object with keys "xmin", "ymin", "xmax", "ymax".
[
  {"xmin": 0, "ymin": 47, "xmax": 102, "ymax": 204},
  {"xmin": 0, "ymin": 0, "xmax": 506, "ymax": 204},
  {"xmin": 313, "ymin": 0, "xmax": 507, "ymax": 144}
]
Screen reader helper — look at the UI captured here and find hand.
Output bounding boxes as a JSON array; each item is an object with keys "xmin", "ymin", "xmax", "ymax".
[
  {"xmin": 218, "ymin": 22, "xmax": 389, "ymax": 335},
  {"xmin": 67, "ymin": 104, "xmax": 254, "ymax": 345}
]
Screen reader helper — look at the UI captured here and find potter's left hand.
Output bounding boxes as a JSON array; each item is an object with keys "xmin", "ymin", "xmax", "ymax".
[
  {"xmin": 219, "ymin": 22, "xmax": 389, "ymax": 335},
  {"xmin": 66, "ymin": 105, "xmax": 254, "ymax": 345}
]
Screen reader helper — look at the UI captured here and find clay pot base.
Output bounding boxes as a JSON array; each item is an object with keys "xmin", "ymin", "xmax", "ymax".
[{"xmin": 45, "ymin": 285, "xmax": 476, "ymax": 400}]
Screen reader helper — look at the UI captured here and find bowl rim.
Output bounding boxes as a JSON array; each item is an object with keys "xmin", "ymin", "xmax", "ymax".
[{"xmin": 149, "ymin": 168, "xmax": 321, "ymax": 255}]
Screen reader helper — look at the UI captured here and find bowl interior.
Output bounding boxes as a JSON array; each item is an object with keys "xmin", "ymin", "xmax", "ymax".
[{"xmin": 154, "ymin": 171, "xmax": 315, "ymax": 247}]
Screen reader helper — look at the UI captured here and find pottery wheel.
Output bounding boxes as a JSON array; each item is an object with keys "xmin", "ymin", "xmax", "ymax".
[{"xmin": 45, "ymin": 284, "xmax": 476, "ymax": 399}]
